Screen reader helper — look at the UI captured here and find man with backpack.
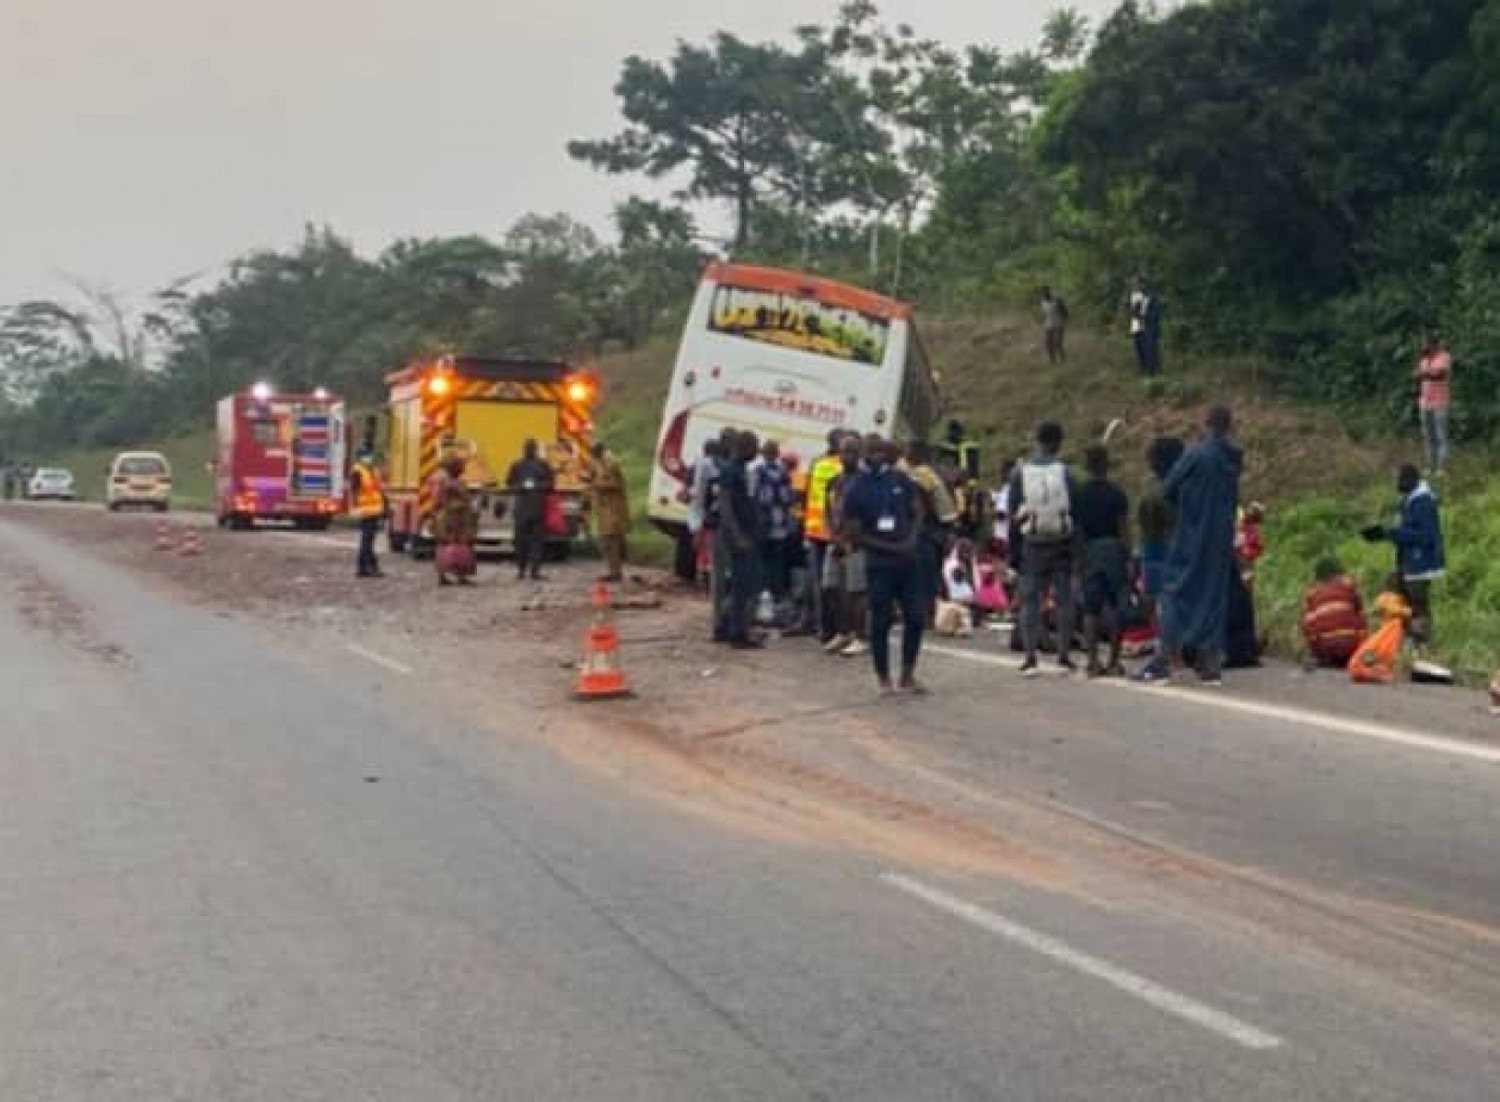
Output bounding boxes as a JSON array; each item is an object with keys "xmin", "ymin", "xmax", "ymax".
[{"xmin": 1008, "ymin": 421, "xmax": 1081, "ymax": 677}]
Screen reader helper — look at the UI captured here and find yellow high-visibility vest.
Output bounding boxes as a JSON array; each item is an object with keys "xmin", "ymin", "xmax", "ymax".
[
  {"xmin": 803, "ymin": 454, "xmax": 843, "ymax": 542},
  {"xmin": 350, "ymin": 462, "xmax": 385, "ymax": 519}
]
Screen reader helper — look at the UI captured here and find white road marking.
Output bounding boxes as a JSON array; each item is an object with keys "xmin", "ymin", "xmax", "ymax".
[
  {"xmin": 921, "ymin": 643, "xmax": 1500, "ymax": 766},
  {"xmin": 882, "ymin": 873, "xmax": 1284, "ymax": 1051},
  {"xmin": 346, "ymin": 644, "xmax": 413, "ymax": 676}
]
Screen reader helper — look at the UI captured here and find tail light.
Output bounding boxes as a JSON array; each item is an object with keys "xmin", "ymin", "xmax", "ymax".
[{"xmin": 657, "ymin": 411, "xmax": 690, "ymax": 481}]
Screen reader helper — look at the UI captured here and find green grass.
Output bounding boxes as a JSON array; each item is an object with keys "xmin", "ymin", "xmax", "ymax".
[
  {"xmin": 48, "ymin": 428, "xmax": 217, "ymax": 510},
  {"xmin": 1257, "ymin": 462, "xmax": 1498, "ymax": 682},
  {"xmin": 594, "ymin": 343, "xmax": 676, "ymax": 568},
  {"xmin": 29, "ymin": 311, "xmax": 1494, "ymax": 677}
]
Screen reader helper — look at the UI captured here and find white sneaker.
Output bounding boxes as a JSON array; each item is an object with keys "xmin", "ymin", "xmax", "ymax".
[
  {"xmin": 823, "ymin": 634, "xmax": 853, "ymax": 655},
  {"xmin": 841, "ymin": 640, "xmax": 869, "ymax": 657}
]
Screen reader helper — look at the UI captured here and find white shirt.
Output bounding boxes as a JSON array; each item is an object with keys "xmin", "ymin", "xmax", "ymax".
[{"xmin": 1129, "ymin": 291, "xmax": 1148, "ymax": 335}]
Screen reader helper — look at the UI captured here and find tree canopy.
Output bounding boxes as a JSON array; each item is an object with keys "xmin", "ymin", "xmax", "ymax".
[{"xmin": 6, "ymin": 0, "xmax": 1500, "ymax": 458}]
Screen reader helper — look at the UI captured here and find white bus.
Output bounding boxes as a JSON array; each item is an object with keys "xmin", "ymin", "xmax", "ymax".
[{"xmin": 648, "ymin": 262, "xmax": 940, "ymax": 533}]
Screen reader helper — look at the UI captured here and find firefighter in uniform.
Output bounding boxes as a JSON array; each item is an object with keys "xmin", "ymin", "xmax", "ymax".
[{"xmin": 349, "ymin": 450, "xmax": 388, "ymax": 579}]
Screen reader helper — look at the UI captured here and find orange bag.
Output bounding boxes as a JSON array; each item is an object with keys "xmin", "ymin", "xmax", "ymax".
[{"xmin": 1349, "ymin": 619, "xmax": 1404, "ymax": 685}]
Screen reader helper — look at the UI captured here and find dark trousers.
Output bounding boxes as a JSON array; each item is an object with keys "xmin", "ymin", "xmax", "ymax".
[
  {"xmin": 674, "ymin": 531, "xmax": 697, "ymax": 583},
  {"xmin": 806, "ymin": 540, "xmax": 834, "ymax": 639},
  {"xmin": 760, "ymin": 537, "xmax": 790, "ymax": 600},
  {"xmin": 1045, "ymin": 327, "xmax": 1065, "ymax": 363},
  {"xmin": 1406, "ymin": 579, "xmax": 1434, "ymax": 646},
  {"xmin": 724, "ymin": 545, "xmax": 761, "ymax": 642},
  {"xmin": 357, "ymin": 517, "xmax": 381, "ymax": 576},
  {"xmin": 1134, "ymin": 331, "xmax": 1161, "ymax": 376},
  {"xmin": 1021, "ymin": 540, "xmax": 1075, "ymax": 662},
  {"xmin": 868, "ymin": 562, "xmax": 924, "ymax": 684},
  {"xmin": 514, "ymin": 515, "xmax": 543, "ymax": 577}
]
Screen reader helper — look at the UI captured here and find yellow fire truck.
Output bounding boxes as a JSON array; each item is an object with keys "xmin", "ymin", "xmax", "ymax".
[{"xmin": 377, "ymin": 355, "xmax": 597, "ymax": 557}]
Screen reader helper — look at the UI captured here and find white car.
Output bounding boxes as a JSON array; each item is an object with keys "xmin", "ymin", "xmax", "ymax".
[
  {"xmin": 105, "ymin": 452, "xmax": 172, "ymax": 512},
  {"xmin": 27, "ymin": 467, "xmax": 77, "ymax": 501}
]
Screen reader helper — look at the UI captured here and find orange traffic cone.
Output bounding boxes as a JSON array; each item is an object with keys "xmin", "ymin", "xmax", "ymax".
[
  {"xmin": 154, "ymin": 520, "xmax": 175, "ymax": 552},
  {"xmin": 177, "ymin": 529, "xmax": 204, "ymax": 557},
  {"xmin": 574, "ymin": 582, "xmax": 632, "ymax": 700}
]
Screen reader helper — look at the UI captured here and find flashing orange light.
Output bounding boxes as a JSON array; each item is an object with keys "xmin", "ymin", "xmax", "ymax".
[
  {"xmin": 428, "ymin": 373, "xmax": 453, "ymax": 397},
  {"xmin": 567, "ymin": 378, "xmax": 593, "ymax": 405}
]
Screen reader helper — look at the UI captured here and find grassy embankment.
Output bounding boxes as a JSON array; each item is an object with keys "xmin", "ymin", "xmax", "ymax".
[
  {"xmin": 48, "ymin": 429, "xmax": 217, "ymax": 511},
  {"xmin": 35, "ymin": 315, "xmax": 1491, "ymax": 677},
  {"xmin": 592, "ymin": 314, "xmax": 1494, "ymax": 680}
]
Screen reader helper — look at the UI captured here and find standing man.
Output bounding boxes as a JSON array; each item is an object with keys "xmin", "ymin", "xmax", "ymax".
[
  {"xmin": 348, "ymin": 449, "xmax": 387, "ymax": 580},
  {"xmin": 801, "ymin": 429, "xmax": 847, "ymax": 642},
  {"xmin": 1140, "ymin": 406, "xmax": 1243, "ymax": 685},
  {"xmin": 754, "ymin": 438, "xmax": 794, "ymax": 609},
  {"xmin": 689, "ymin": 437, "xmax": 727, "ymax": 636},
  {"xmin": 1129, "ymin": 276, "xmax": 1162, "ymax": 377},
  {"xmin": 589, "ymin": 441, "xmax": 630, "ymax": 583},
  {"xmin": 506, "ymin": 438, "xmax": 553, "ymax": 582},
  {"xmin": 1414, "ymin": 336, "xmax": 1453, "ymax": 475},
  {"xmin": 1041, "ymin": 286, "xmax": 1070, "ymax": 364},
  {"xmin": 905, "ymin": 440, "xmax": 958, "ymax": 622},
  {"xmin": 841, "ymin": 436, "xmax": 925, "ymax": 695},
  {"xmin": 1008, "ymin": 421, "xmax": 1080, "ymax": 676},
  {"xmin": 717, "ymin": 431, "xmax": 764, "ymax": 650},
  {"xmin": 1363, "ymin": 463, "xmax": 1445, "ymax": 649},
  {"xmin": 1074, "ymin": 444, "xmax": 1131, "ymax": 678},
  {"xmin": 821, "ymin": 432, "xmax": 869, "ymax": 658}
]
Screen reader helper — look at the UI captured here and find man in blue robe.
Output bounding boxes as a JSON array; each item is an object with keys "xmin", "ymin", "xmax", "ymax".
[{"xmin": 1139, "ymin": 406, "xmax": 1242, "ymax": 685}]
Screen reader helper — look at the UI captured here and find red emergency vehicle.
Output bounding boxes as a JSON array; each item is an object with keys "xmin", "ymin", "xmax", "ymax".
[{"xmin": 215, "ymin": 384, "xmax": 348, "ymax": 530}]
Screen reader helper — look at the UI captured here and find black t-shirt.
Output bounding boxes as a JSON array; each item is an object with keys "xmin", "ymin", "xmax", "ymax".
[
  {"xmin": 1073, "ymin": 478, "xmax": 1129, "ymax": 542},
  {"xmin": 506, "ymin": 457, "xmax": 554, "ymax": 522},
  {"xmin": 720, "ymin": 459, "xmax": 762, "ymax": 545}
]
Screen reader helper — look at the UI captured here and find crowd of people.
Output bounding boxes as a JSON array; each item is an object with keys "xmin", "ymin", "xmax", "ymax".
[
  {"xmin": 677, "ymin": 394, "xmax": 1462, "ymax": 698},
  {"xmin": 676, "ymin": 406, "xmax": 1294, "ymax": 695}
]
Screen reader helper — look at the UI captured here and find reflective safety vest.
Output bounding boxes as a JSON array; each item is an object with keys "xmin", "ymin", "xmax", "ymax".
[
  {"xmin": 350, "ymin": 462, "xmax": 385, "ymax": 519},
  {"xmin": 803, "ymin": 453, "xmax": 843, "ymax": 542}
]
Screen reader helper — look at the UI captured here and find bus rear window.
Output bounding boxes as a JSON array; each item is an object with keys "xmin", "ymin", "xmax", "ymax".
[
  {"xmin": 250, "ymin": 419, "xmax": 280, "ymax": 446},
  {"xmin": 708, "ymin": 285, "xmax": 889, "ymax": 366}
]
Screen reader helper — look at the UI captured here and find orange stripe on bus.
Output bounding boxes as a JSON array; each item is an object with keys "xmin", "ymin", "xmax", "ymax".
[{"xmin": 704, "ymin": 261, "xmax": 912, "ymax": 321}]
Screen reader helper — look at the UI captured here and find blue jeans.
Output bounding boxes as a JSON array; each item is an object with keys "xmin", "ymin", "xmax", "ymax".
[{"xmin": 867, "ymin": 562, "xmax": 925, "ymax": 684}]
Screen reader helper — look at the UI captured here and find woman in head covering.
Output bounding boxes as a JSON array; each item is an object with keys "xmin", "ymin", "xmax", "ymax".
[{"xmin": 432, "ymin": 454, "xmax": 478, "ymax": 586}]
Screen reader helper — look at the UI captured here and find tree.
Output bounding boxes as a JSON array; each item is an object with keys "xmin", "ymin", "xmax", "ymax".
[{"xmin": 569, "ymin": 36, "xmax": 830, "ymax": 250}]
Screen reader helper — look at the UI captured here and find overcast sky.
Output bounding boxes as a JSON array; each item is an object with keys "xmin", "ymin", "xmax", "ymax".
[{"xmin": 0, "ymin": 0, "xmax": 1117, "ymax": 304}]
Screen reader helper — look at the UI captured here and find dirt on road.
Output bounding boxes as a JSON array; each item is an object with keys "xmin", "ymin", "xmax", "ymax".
[{"xmin": 7, "ymin": 500, "xmax": 1500, "ymax": 1035}]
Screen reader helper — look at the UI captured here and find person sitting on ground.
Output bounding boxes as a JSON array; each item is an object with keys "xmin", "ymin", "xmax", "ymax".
[
  {"xmin": 1349, "ymin": 573, "xmax": 1412, "ymax": 685},
  {"xmin": 1236, "ymin": 502, "xmax": 1266, "ymax": 591},
  {"xmin": 935, "ymin": 538, "xmax": 978, "ymax": 638},
  {"xmin": 1074, "ymin": 444, "xmax": 1131, "ymax": 678},
  {"xmin": 1301, "ymin": 558, "xmax": 1367, "ymax": 669},
  {"xmin": 973, "ymin": 552, "xmax": 1010, "ymax": 622}
]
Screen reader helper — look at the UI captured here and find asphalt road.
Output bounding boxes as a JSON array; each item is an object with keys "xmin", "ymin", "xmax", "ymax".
[{"xmin": 2, "ymin": 516, "xmax": 1497, "ymax": 1100}]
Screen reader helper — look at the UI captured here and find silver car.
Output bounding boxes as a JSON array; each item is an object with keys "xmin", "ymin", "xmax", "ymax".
[{"xmin": 27, "ymin": 467, "xmax": 77, "ymax": 501}]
